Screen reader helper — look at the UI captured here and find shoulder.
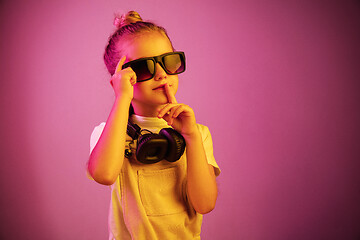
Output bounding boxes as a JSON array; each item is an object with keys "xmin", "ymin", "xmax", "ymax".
[
  {"xmin": 196, "ymin": 123, "xmax": 209, "ymax": 132},
  {"xmin": 90, "ymin": 122, "xmax": 132, "ymax": 144},
  {"xmin": 196, "ymin": 123, "xmax": 212, "ymax": 139},
  {"xmin": 93, "ymin": 122, "xmax": 106, "ymax": 132},
  {"xmin": 90, "ymin": 122, "xmax": 106, "ymax": 140},
  {"xmin": 89, "ymin": 122, "xmax": 106, "ymax": 153}
]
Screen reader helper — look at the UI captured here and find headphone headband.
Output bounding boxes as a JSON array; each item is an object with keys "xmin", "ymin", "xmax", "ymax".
[{"xmin": 127, "ymin": 121, "xmax": 141, "ymax": 139}]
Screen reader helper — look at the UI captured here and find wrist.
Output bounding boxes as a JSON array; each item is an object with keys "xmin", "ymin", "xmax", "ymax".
[
  {"xmin": 115, "ymin": 94, "xmax": 132, "ymax": 104},
  {"xmin": 183, "ymin": 127, "xmax": 201, "ymax": 143}
]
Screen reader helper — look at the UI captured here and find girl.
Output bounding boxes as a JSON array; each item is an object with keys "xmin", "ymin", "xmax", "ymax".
[{"xmin": 88, "ymin": 11, "xmax": 220, "ymax": 240}]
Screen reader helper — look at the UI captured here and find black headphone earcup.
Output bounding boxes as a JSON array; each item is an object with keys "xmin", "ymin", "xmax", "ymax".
[
  {"xmin": 136, "ymin": 134, "xmax": 168, "ymax": 164},
  {"xmin": 159, "ymin": 128, "xmax": 186, "ymax": 162}
]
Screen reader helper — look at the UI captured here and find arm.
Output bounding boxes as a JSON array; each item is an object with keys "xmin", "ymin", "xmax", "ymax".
[
  {"xmin": 184, "ymin": 129, "xmax": 218, "ymax": 214},
  {"xmin": 88, "ymin": 57, "xmax": 136, "ymax": 185},
  {"xmin": 158, "ymin": 85, "xmax": 218, "ymax": 214}
]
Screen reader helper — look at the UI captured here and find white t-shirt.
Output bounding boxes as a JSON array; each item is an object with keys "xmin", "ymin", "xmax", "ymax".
[{"xmin": 89, "ymin": 115, "xmax": 220, "ymax": 240}]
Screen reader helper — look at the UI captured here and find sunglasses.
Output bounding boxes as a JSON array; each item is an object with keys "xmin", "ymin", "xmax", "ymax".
[{"xmin": 122, "ymin": 51, "xmax": 186, "ymax": 82}]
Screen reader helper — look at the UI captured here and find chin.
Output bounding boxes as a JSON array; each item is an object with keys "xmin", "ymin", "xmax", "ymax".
[{"xmin": 153, "ymin": 95, "xmax": 169, "ymax": 104}]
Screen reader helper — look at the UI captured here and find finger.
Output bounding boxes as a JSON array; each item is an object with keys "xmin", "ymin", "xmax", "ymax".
[
  {"xmin": 128, "ymin": 69, "xmax": 137, "ymax": 85},
  {"xmin": 162, "ymin": 113, "xmax": 182, "ymax": 130},
  {"xmin": 165, "ymin": 83, "xmax": 177, "ymax": 104},
  {"xmin": 161, "ymin": 114, "xmax": 173, "ymax": 126},
  {"xmin": 168, "ymin": 104, "xmax": 183, "ymax": 119},
  {"xmin": 157, "ymin": 103, "xmax": 174, "ymax": 118},
  {"xmin": 168, "ymin": 116, "xmax": 174, "ymax": 126},
  {"xmin": 172, "ymin": 105, "xmax": 187, "ymax": 118},
  {"xmin": 115, "ymin": 56, "xmax": 127, "ymax": 73}
]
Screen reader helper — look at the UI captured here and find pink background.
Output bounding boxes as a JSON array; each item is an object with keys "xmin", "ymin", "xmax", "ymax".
[{"xmin": 1, "ymin": 0, "xmax": 359, "ymax": 239}]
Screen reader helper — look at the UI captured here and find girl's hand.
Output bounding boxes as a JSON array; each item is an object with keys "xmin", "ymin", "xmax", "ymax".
[
  {"xmin": 110, "ymin": 56, "xmax": 137, "ymax": 100},
  {"xmin": 157, "ymin": 84, "xmax": 198, "ymax": 138}
]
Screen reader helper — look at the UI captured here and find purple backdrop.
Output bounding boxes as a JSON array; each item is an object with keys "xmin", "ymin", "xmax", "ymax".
[{"xmin": 1, "ymin": 0, "xmax": 359, "ymax": 239}]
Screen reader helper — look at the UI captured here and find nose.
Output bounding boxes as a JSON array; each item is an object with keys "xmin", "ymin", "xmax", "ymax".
[{"xmin": 154, "ymin": 63, "xmax": 167, "ymax": 81}]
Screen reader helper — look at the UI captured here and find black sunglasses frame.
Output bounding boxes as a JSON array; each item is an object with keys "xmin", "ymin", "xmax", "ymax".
[{"xmin": 122, "ymin": 51, "xmax": 186, "ymax": 82}]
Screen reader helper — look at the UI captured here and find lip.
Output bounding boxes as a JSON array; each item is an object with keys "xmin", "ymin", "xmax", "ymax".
[{"xmin": 153, "ymin": 84, "xmax": 167, "ymax": 91}]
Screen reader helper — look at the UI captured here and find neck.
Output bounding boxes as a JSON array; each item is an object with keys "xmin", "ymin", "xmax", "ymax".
[{"xmin": 132, "ymin": 102, "xmax": 166, "ymax": 117}]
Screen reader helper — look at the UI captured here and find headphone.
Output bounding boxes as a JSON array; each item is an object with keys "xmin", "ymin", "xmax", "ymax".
[{"xmin": 125, "ymin": 121, "xmax": 186, "ymax": 164}]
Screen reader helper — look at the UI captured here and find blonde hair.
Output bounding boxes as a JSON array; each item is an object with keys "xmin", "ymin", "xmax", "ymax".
[
  {"xmin": 113, "ymin": 11, "xmax": 143, "ymax": 28},
  {"xmin": 104, "ymin": 11, "xmax": 173, "ymax": 75}
]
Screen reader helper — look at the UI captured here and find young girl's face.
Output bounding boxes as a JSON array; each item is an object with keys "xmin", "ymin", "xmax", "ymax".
[{"xmin": 122, "ymin": 32, "xmax": 179, "ymax": 115}]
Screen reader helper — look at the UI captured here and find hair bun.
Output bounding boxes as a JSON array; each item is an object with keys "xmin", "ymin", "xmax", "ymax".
[{"xmin": 114, "ymin": 11, "xmax": 143, "ymax": 28}]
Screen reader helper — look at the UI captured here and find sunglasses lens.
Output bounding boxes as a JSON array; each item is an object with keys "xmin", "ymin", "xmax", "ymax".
[
  {"xmin": 130, "ymin": 59, "xmax": 155, "ymax": 81},
  {"xmin": 123, "ymin": 52, "xmax": 185, "ymax": 81},
  {"xmin": 163, "ymin": 53, "xmax": 185, "ymax": 74}
]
